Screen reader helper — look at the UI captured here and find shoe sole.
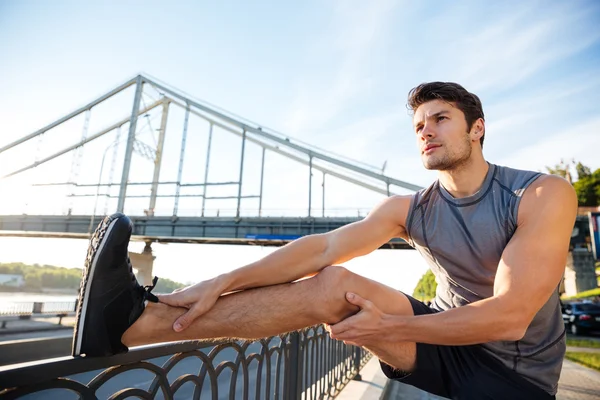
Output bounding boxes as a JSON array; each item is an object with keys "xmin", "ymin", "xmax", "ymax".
[{"xmin": 72, "ymin": 215, "xmax": 120, "ymax": 357}]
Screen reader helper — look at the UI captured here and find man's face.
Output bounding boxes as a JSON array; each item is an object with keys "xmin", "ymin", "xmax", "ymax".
[{"xmin": 413, "ymin": 100, "xmax": 473, "ymax": 171}]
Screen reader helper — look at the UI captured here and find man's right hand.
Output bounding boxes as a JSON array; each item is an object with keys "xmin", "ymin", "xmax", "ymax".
[{"xmin": 157, "ymin": 276, "xmax": 228, "ymax": 332}]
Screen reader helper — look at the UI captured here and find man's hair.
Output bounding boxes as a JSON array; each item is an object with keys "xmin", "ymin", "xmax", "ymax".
[{"xmin": 407, "ymin": 82, "xmax": 485, "ymax": 147}]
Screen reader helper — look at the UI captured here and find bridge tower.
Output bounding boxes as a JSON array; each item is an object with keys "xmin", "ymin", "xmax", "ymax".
[
  {"xmin": 128, "ymin": 242, "xmax": 155, "ymax": 288},
  {"xmin": 0, "ymin": 74, "xmax": 423, "ymax": 283}
]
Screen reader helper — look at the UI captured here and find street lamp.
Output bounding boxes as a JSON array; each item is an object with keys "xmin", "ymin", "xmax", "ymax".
[{"xmin": 88, "ymin": 134, "xmax": 125, "ymax": 233}]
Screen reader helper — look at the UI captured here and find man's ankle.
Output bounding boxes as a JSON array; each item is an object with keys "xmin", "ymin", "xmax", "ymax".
[{"xmin": 121, "ymin": 303, "xmax": 155, "ymax": 347}]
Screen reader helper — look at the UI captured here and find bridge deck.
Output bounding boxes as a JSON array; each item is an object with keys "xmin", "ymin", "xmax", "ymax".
[{"xmin": 0, "ymin": 215, "xmax": 412, "ymax": 249}]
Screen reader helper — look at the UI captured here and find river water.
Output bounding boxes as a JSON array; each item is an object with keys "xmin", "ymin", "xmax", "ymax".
[
  {"xmin": 0, "ymin": 292, "xmax": 77, "ymax": 303},
  {"xmin": 0, "ymin": 292, "xmax": 78, "ymax": 313}
]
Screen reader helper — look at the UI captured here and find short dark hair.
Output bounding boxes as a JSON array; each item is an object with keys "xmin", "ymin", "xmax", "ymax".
[{"xmin": 407, "ymin": 82, "xmax": 485, "ymax": 147}]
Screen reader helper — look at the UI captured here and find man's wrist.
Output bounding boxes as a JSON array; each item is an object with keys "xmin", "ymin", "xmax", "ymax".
[
  {"xmin": 382, "ymin": 313, "xmax": 409, "ymax": 342},
  {"xmin": 213, "ymin": 272, "xmax": 235, "ymax": 293}
]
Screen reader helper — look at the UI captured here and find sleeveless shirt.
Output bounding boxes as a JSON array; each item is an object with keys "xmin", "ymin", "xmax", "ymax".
[{"xmin": 405, "ymin": 162, "xmax": 565, "ymax": 395}]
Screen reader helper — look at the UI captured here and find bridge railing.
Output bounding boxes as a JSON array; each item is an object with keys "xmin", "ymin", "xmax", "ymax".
[
  {"xmin": 0, "ymin": 301, "xmax": 77, "ymax": 317},
  {"xmin": 0, "ymin": 325, "xmax": 371, "ymax": 399}
]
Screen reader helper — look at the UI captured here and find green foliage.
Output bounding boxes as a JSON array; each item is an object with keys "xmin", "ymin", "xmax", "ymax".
[
  {"xmin": 0, "ymin": 262, "xmax": 81, "ymax": 290},
  {"xmin": 545, "ymin": 159, "xmax": 572, "ymax": 180},
  {"xmin": 153, "ymin": 277, "xmax": 186, "ymax": 294},
  {"xmin": 576, "ymin": 162, "xmax": 592, "ymax": 179},
  {"xmin": 0, "ymin": 262, "xmax": 186, "ymax": 292},
  {"xmin": 562, "ymin": 288, "xmax": 600, "ymax": 300},
  {"xmin": 565, "ymin": 352, "xmax": 600, "ymax": 372},
  {"xmin": 413, "ymin": 269, "xmax": 437, "ymax": 301},
  {"xmin": 566, "ymin": 338, "xmax": 600, "ymax": 349},
  {"xmin": 546, "ymin": 160, "xmax": 600, "ymax": 206},
  {"xmin": 573, "ymin": 168, "xmax": 600, "ymax": 206}
]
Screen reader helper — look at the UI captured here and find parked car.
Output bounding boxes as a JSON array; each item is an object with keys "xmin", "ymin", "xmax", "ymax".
[{"xmin": 562, "ymin": 301, "xmax": 600, "ymax": 335}]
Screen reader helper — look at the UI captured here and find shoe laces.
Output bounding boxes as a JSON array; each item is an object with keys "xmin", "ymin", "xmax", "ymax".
[
  {"xmin": 143, "ymin": 276, "xmax": 159, "ymax": 303},
  {"xmin": 127, "ymin": 257, "xmax": 159, "ymax": 303}
]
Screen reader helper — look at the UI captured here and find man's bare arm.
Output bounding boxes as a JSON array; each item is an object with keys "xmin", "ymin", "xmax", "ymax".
[
  {"xmin": 331, "ymin": 175, "xmax": 577, "ymax": 345},
  {"xmin": 221, "ymin": 195, "xmax": 410, "ymax": 292},
  {"xmin": 158, "ymin": 194, "xmax": 411, "ymax": 331}
]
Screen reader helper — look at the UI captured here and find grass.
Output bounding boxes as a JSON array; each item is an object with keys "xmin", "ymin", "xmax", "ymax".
[
  {"xmin": 566, "ymin": 338, "xmax": 600, "ymax": 348},
  {"xmin": 565, "ymin": 352, "xmax": 600, "ymax": 372},
  {"xmin": 562, "ymin": 287, "xmax": 600, "ymax": 300}
]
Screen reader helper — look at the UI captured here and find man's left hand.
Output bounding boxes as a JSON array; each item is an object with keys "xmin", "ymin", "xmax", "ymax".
[{"xmin": 327, "ymin": 292, "xmax": 390, "ymax": 347}]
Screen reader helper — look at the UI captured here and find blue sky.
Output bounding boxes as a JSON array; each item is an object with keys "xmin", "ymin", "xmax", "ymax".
[{"xmin": 0, "ymin": 1, "xmax": 599, "ymax": 290}]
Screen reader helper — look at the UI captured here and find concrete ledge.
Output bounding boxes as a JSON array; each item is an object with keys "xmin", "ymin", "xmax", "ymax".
[{"xmin": 0, "ymin": 336, "xmax": 72, "ymax": 366}]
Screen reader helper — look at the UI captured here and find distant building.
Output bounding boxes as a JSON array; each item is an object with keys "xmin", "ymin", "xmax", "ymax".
[{"xmin": 0, "ymin": 274, "xmax": 25, "ymax": 287}]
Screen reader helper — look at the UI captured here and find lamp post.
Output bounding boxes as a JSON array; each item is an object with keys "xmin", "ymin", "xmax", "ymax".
[{"xmin": 88, "ymin": 138, "xmax": 124, "ymax": 233}]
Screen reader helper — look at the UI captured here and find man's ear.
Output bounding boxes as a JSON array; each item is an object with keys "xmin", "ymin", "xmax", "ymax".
[{"xmin": 471, "ymin": 118, "xmax": 485, "ymax": 142}]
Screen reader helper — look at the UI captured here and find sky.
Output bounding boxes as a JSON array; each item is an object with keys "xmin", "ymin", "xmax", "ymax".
[{"xmin": 0, "ymin": 0, "xmax": 599, "ymax": 293}]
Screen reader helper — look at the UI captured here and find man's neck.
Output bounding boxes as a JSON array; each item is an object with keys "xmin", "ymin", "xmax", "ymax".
[{"xmin": 438, "ymin": 156, "xmax": 490, "ymax": 199}]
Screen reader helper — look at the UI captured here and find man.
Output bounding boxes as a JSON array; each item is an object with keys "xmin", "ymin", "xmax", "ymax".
[{"xmin": 72, "ymin": 82, "xmax": 576, "ymax": 399}]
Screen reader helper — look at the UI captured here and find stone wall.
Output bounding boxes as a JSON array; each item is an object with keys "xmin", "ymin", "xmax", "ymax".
[{"xmin": 563, "ymin": 248, "xmax": 598, "ymax": 297}]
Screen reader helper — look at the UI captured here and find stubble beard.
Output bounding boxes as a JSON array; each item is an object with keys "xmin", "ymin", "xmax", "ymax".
[{"xmin": 422, "ymin": 134, "xmax": 472, "ymax": 171}]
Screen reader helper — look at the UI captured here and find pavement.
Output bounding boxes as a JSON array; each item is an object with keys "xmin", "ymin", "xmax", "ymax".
[
  {"xmin": 381, "ymin": 355, "xmax": 600, "ymax": 400},
  {"xmin": 0, "ymin": 316, "xmax": 75, "ymax": 338},
  {"xmin": 336, "ymin": 357, "xmax": 388, "ymax": 400},
  {"xmin": 557, "ymin": 359, "xmax": 600, "ymax": 400}
]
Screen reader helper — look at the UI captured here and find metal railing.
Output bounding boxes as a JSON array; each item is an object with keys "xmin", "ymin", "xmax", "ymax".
[
  {"xmin": 0, "ymin": 325, "xmax": 371, "ymax": 399},
  {"xmin": 0, "ymin": 301, "xmax": 77, "ymax": 316}
]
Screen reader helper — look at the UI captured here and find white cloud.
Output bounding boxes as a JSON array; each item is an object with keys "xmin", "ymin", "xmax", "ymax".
[
  {"xmin": 494, "ymin": 117, "xmax": 600, "ymax": 173},
  {"xmin": 435, "ymin": 2, "xmax": 600, "ymax": 94},
  {"xmin": 282, "ymin": 0, "xmax": 398, "ymax": 135}
]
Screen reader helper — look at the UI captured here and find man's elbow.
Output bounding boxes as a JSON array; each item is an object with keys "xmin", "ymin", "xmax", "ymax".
[
  {"xmin": 496, "ymin": 313, "xmax": 530, "ymax": 341},
  {"xmin": 499, "ymin": 325, "xmax": 527, "ymax": 341}
]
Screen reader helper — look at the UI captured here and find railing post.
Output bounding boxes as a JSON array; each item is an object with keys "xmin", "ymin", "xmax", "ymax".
[
  {"xmin": 32, "ymin": 302, "xmax": 43, "ymax": 314},
  {"xmin": 352, "ymin": 347, "xmax": 362, "ymax": 381},
  {"xmin": 285, "ymin": 332, "xmax": 303, "ymax": 400}
]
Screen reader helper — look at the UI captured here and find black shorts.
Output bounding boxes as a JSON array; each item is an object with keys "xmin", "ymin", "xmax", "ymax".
[{"xmin": 379, "ymin": 295, "xmax": 555, "ymax": 400}]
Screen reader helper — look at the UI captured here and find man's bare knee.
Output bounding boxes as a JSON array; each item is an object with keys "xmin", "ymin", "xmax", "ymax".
[{"xmin": 313, "ymin": 266, "xmax": 358, "ymax": 323}]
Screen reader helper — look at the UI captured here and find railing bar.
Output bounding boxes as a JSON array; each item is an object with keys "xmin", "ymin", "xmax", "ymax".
[{"xmin": 0, "ymin": 325, "xmax": 372, "ymax": 398}]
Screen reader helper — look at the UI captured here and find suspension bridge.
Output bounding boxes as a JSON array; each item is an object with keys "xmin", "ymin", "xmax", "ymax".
[{"xmin": 0, "ymin": 74, "xmax": 422, "ymax": 283}]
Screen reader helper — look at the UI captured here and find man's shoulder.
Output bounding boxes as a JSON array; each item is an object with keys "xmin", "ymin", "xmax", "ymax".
[
  {"xmin": 522, "ymin": 173, "xmax": 575, "ymax": 200},
  {"xmin": 517, "ymin": 173, "xmax": 577, "ymax": 224},
  {"xmin": 406, "ymin": 180, "xmax": 439, "ymax": 207},
  {"xmin": 492, "ymin": 164, "xmax": 543, "ymax": 192}
]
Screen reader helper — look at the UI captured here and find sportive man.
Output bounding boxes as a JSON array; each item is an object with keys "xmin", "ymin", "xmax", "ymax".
[{"xmin": 72, "ymin": 82, "xmax": 576, "ymax": 399}]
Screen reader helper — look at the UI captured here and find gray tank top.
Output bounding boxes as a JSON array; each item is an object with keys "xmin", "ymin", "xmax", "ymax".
[{"xmin": 405, "ymin": 163, "xmax": 565, "ymax": 395}]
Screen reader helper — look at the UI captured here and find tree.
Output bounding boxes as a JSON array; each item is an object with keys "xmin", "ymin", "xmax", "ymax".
[
  {"xmin": 153, "ymin": 277, "xmax": 186, "ymax": 294},
  {"xmin": 0, "ymin": 263, "xmax": 185, "ymax": 292},
  {"xmin": 573, "ymin": 168, "xmax": 600, "ymax": 206},
  {"xmin": 546, "ymin": 161, "xmax": 600, "ymax": 206},
  {"xmin": 546, "ymin": 159, "xmax": 573, "ymax": 183},
  {"xmin": 412, "ymin": 269, "xmax": 437, "ymax": 301},
  {"xmin": 575, "ymin": 162, "xmax": 592, "ymax": 179}
]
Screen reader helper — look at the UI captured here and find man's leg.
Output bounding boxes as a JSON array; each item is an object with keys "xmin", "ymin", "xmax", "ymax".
[{"xmin": 122, "ymin": 266, "xmax": 417, "ymax": 372}]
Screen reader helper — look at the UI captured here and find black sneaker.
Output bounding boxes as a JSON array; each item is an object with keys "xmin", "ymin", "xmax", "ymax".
[{"xmin": 72, "ymin": 213, "xmax": 159, "ymax": 357}]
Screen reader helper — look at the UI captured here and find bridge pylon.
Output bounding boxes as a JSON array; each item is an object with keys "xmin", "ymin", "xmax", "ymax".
[
  {"xmin": 128, "ymin": 241, "xmax": 155, "ymax": 287},
  {"xmin": 0, "ymin": 74, "xmax": 422, "ymax": 219}
]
